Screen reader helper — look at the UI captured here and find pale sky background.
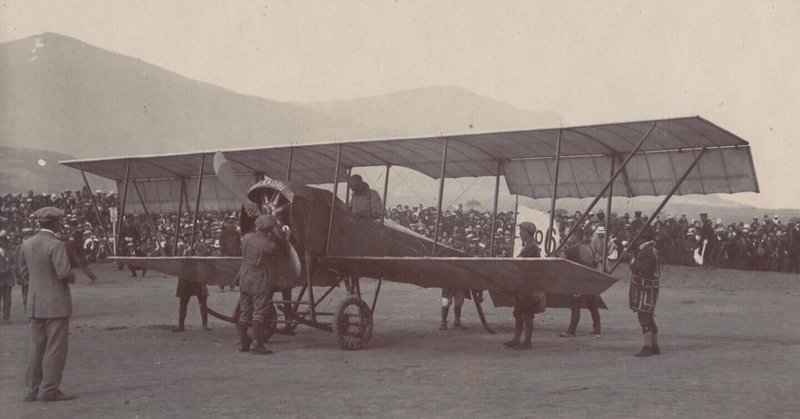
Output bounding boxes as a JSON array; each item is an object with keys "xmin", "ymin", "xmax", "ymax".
[{"xmin": 1, "ymin": 0, "xmax": 798, "ymax": 208}]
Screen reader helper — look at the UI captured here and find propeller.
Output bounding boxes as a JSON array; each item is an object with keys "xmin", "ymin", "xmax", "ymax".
[
  {"xmin": 213, "ymin": 152, "xmax": 302, "ymax": 279},
  {"xmin": 213, "ymin": 152, "xmax": 259, "ymax": 216}
]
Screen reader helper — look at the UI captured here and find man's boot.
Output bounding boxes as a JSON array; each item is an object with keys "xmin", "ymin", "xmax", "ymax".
[
  {"xmin": 453, "ymin": 306, "xmax": 466, "ymax": 329},
  {"xmin": 439, "ymin": 306, "xmax": 449, "ymax": 330},
  {"xmin": 504, "ymin": 318, "xmax": 523, "ymax": 347},
  {"xmin": 250, "ymin": 321, "xmax": 273, "ymax": 355},
  {"xmin": 636, "ymin": 332, "xmax": 653, "ymax": 357},
  {"xmin": 173, "ymin": 302, "xmax": 187, "ymax": 332},
  {"xmin": 651, "ymin": 333, "xmax": 661, "ymax": 355},
  {"xmin": 236, "ymin": 322, "xmax": 252, "ymax": 352},
  {"xmin": 515, "ymin": 319, "xmax": 533, "ymax": 350}
]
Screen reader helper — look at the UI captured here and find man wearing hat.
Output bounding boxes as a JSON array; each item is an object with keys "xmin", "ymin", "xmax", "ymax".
[
  {"xmin": 557, "ymin": 229, "xmax": 602, "ymax": 338},
  {"xmin": 502, "ymin": 221, "xmax": 545, "ymax": 350},
  {"xmin": 0, "ymin": 230, "xmax": 14, "ymax": 322},
  {"xmin": 629, "ymin": 228, "xmax": 661, "ymax": 357},
  {"xmin": 699, "ymin": 213, "xmax": 717, "ymax": 269},
  {"xmin": 18, "ymin": 207, "xmax": 76, "ymax": 401},
  {"xmin": 64, "ymin": 217, "xmax": 98, "ymax": 283},
  {"xmin": 235, "ymin": 214, "xmax": 285, "ymax": 354},
  {"xmin": 591, "ymin": 226, "xmax": 608, "ymax": 268},
  {"xmin": 347, "ymin": 175, "xmax": 383, "ymax": 220}
]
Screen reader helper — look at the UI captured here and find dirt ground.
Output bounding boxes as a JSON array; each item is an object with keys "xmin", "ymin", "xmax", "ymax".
[{"xmin": 1, "ymin": 262, "xmax": 799, "ymax": 419}]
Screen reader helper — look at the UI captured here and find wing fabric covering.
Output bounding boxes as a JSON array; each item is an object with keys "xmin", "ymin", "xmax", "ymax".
[
  {"xmin": 62, "ymin": 116, "xmax": 758, "ymax": 213},
  {"xmin": 112, "ymin": 256, "xmax": 302, "ymax": 287},
  {"xmin": 320, "ymin": 256, "xmax": 617, "ymax": 295}
]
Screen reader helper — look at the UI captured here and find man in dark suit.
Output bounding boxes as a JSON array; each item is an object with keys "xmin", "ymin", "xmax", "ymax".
[
  {"xmin": 18, "ymin": 207, "xmax": 76, "ymax": 402},
  {"xmin": 503, "ymin": 222, "xmax": 545, "ymax": 350}
]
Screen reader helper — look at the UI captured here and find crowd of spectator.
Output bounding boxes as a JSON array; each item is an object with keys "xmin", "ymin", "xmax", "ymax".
[
  {"xmin": 2, "ymin": 189, "xmax": 800, "ymax": 274},
  {"xmin": 551, "ymin": 210, "xmax": 800, "ymax": 273},
  {"xmin": 386, "ymin": 203, "xmax": 517, "ymax": 256},
  {"xmin": 384, "ymin": 204, "xmax": 800, "ymax": 273}
]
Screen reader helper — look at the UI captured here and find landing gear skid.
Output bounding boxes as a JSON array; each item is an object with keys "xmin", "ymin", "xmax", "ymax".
[
  {"xmin": 207, "ymin": 302, "xmax": 279, "ymax": 343},
  {"xmin": 471, "ymin": 289, "xmax": 496, "ymax": 334}
]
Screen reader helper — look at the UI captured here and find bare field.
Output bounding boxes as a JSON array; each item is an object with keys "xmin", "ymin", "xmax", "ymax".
[{"xmin": 1, "ymin": 263, "xmax": 799, "ymax": 419}]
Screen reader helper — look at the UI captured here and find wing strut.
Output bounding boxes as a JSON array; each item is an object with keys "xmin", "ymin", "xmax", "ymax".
[
  {"xmin": 78, "ymin": 163, "xmax": 114, "ymax": 257},
  {"xmin": 115, "ymin": 158, "xmax": 132, "ymax": 256},
  {"xmin": 554, "ymin": 122, "xmax": 656, "ymax": 255},
  {"xmin": 489, "ymin": 160, "xmax": 502, "ymax": 256},
  {"xmin": 133, "ymin": 181, "xmax": 163, "ymax": 253},
  {"xmin": 546, "ymin": 129, "xmax": 562, "ymax": 256},
  {"xmin": 326, "ymin": 145, "xmax": 342, "ymax": 255},
  {"xmin": 188, "ymin": 153, "xmax": 205, "ymax": 255},
  {"xmin": 172, "ymin": 178, "xmax": 186, "ymax": 256},
  {"xmin": 380, "ymin": 164, "xmax": 391, "ymax": 225},
  {"xmin": 609, "ymin": 147, "xmax": 708, "ymax": 274},
  {"xmin": 432, "ymin": 137, "xmax": 449, "ymax": 256},
  {"xmin": 602, "ymin": 156, "xmax": 615, "ymax": 272}
]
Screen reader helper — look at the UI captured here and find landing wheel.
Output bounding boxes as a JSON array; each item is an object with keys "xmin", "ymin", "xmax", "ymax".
[{"xmin": 333, "ymin": 296, "xmax": 373, "ymax": 351}]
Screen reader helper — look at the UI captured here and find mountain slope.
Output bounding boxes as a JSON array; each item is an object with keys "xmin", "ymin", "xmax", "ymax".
[
  {"xmin": 303, "ymin": 86, "xmax": 562, "ymax": 138},
  {"xmin": 0, "ymin": 146, "xmax": 115, "ymax": 194},
  {"xmin": 0, "ymin": 33, "xmax": 368, "ymax": 158}
]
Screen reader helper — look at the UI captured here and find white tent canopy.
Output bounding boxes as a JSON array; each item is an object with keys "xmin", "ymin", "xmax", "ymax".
[{"xmin": 62, "ymin": 116, "xmax": 758, "ymax": 213}]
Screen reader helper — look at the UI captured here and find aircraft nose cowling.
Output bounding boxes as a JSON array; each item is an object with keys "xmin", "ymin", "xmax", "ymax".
[{"xmin": 240, "ymin": 179, "xmax": 296, "ymax": 235}]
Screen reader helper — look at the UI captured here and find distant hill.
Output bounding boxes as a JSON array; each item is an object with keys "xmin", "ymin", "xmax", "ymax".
[
  {"xmin": 0, "ymin": 33, "xmax": 562, "ymax": 160},
  {"xmin": 0, "ymin": 32, "xmax": 563, "ymax": 196},
  {"xmin": 0, "ymin": 32, "xmax": 369, "ymax": 158},
  {"xmin": 302, "ymin": 86, "xmax": 562, "ymax": 138},
  {"xmin": 1, "ymin": 32, "xmax": 793, "ymax": 222},
  {"xmin": 0, "ymin": 146, "xmax": 115, "ymax": 194}
]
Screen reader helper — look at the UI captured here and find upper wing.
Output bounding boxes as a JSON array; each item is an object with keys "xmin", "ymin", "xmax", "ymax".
[
  {"xmin": 320, "ymin": 256, "xmax": 617, "ymax": 295},
  {"xmin": 63, "ymin": 116, "xmax": 757, "ymax": 213}
]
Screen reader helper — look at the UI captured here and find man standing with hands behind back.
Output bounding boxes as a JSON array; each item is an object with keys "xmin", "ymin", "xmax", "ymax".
[{"xmin": 18, "ymin": 207, "xmax": 76, "ymax": 402}]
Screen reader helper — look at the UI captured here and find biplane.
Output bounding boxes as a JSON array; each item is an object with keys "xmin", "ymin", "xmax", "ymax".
[{"xmin": 62, "ymin": 116, "xmax": 758, "ymax": 350}]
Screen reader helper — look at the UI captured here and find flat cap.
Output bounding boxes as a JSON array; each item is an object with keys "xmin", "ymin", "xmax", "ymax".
[
  {"xmin": 34, "ymin": 206, "xmax": 65, "ymax": 222},
  {"xmin": 255, "ymin": 214, "xmax": 276, "ymax": 231}
]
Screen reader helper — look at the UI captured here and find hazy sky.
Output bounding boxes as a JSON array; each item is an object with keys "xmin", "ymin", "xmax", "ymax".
[{"xmin": 2, "ymin": 1, "xmax": 798, "ymax": 208}]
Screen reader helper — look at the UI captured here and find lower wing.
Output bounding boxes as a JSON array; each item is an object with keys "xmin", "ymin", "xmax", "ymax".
[{"xmin": 320, "ymin": 256, "xmax": 617, "ymax": 295}]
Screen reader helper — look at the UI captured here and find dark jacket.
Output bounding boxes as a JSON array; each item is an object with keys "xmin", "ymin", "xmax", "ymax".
[{"xmin": 236, "ymin": 231, "xmax": 283, "ymax": 295}]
